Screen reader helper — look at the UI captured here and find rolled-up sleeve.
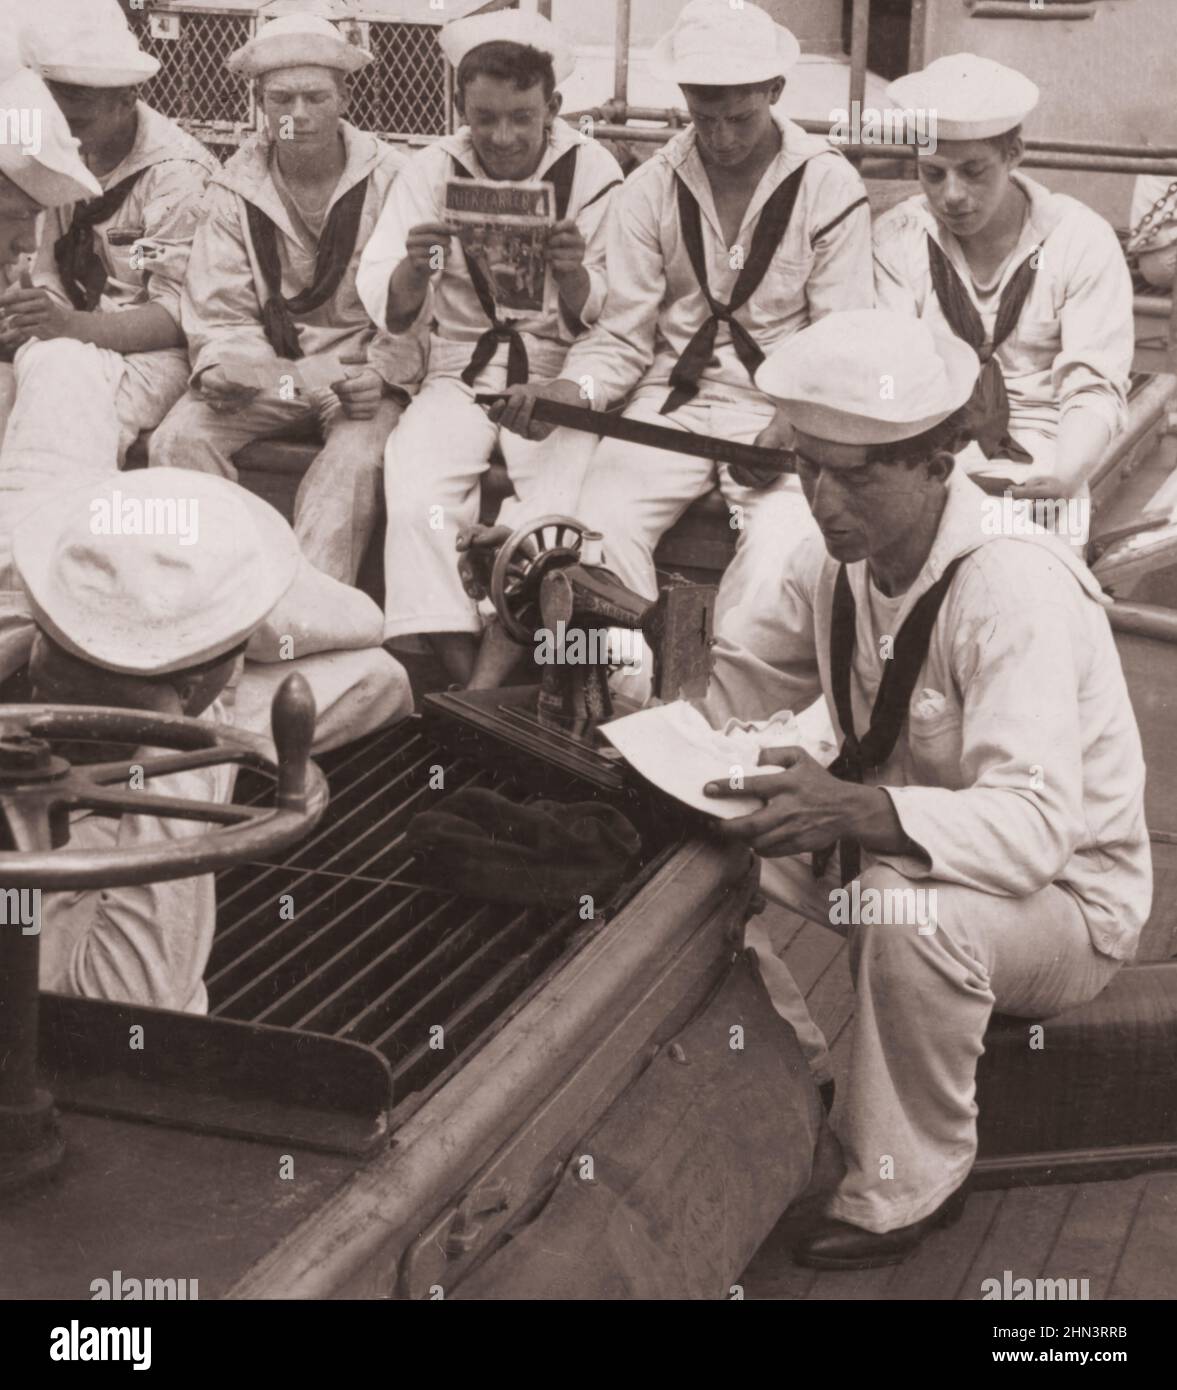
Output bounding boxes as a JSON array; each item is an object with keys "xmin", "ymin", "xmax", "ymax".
[
  {"xmin": 877, "ymin": 562, "xmax": 1089, "ymax": 896},
  {"xmin": 1052, "ymin": 215, "xmax": 1133, "ymax": 438},
  {"xmin": 181, "ymin": 185, "xmax": 280, "ymax": 381}
]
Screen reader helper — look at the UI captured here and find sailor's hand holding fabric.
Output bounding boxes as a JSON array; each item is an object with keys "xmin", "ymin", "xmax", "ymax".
[
  {"xmin": 705, "ymin": 745, "xmax": 909, "ymax": 859},
  {"xmin": 707, "ymin": 309, "xmax": 1151, "ymax": 1271}
]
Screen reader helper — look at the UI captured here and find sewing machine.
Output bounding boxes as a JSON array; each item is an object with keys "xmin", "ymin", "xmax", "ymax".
[{"xmin": 423, "ymin": 516, "xmax": 718, "ymax": 792}]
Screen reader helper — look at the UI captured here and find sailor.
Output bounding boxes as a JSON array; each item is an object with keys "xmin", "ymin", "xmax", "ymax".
[
  {"xmin": 873, "ymin": 53, "xmax": 1133, "ymax": 503},
  {"xmin": 705, "ymin": 310, "xmax": 1151, "ymax": 1267},
  {"xmin": 0, "ymin": 11, "xmax": 217, "ymax": 462},
  {"xmin": 0, "ymin": 64, "xmax": 102, "ymax": 457},
  {"xmin": 16, "ymin": 468, "xmax": 399, "ymax": 1012},
  {"xmin": 149, "ymin": 13, "xmax": 419, "ymax": 588},
  {"xmin": 355, "ymin": 9, "xmax": 623, "ymax": 687},
  {"xmin": 493, "ymin": 0, "xmax": 873, "ymax": 649}
]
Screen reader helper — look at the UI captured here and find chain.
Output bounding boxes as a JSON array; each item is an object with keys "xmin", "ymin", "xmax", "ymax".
[{"xmin": 1128, "ymin": 179, "xmax": 1177, "ymax": 252}]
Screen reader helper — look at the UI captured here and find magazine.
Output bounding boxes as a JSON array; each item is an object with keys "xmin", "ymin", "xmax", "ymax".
[{"xmin": 443, "ymin": 177, "xmax": 555, "ymax": 318}]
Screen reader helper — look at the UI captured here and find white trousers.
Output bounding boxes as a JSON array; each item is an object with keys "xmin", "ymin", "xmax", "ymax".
[
  {"xmin": 0, "ymin": 339, "xmax": 190, "ymax": 464},
  {"xmin": 149, "ymin": 385, "xmax": 401, "ymax": 588},
  {"xmin": 574, "ymin": 392, "xmax": 818, "ymax": 613},
  {"xmin": 382, "ymin": 371, "xmax": 597, "ymax": 641},
  {"xmin": 749, "ymin": 852, "xmax": 1122, "ymax": 1234}
]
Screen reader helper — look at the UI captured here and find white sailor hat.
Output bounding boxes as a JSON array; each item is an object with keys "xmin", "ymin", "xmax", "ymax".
[
  {"xmin": 33, "ymin": 13, "xmax": 160, "ymax": 88},
  {"xmin": 0, "ymin": 68, "xmax": 101, "ymax": 205},
  {"xmin": 439, "ymin": 9, "xmax": 575, "ymax": 86},
  {"xmin": 755, "ymin": 310, "xmax": 979, "ymax": 446},
  {"xmin": 887, "ymin": 53, "xmax": 1039, "ymax": 142},
  {"xmin": 228, "ymin": 13, "xmax": 373, "ymax": 80},
  {"xmin": 650, "ymin": 0, "xmax": 801, "ymax": 87},
  {"xmin": 14, "ymin": 469, "xmax": 300, "ymax": 677}
]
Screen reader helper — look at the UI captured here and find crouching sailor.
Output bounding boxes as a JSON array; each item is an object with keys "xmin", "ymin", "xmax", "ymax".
[
  {"xmin": 0, "ymin": 14, "xmax": 216, "ymax": 461},
  {"xmin": 150, "ymin": 14, "xmax": 419, "ymax": 587},
  {"xmin": 705, "ymin": 310, "xmax": 1151, "ymax": 1267},
  {"xmin": 15, "ymin": 468, "xmax": 408, "ymax": 1012}
]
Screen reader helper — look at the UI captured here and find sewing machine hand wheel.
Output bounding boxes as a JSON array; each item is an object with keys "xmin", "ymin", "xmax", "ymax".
[
  {"xmin": 0, "ymin": 673, "xmax": 327, "ymax": 889},
  {"xmin": 489, "ymin": 515, "xmax": 587, "ymax": 644}
]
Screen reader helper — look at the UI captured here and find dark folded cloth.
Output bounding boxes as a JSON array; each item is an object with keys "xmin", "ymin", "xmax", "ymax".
[{"xmin": 404, "ymin": 788, "xmax": 641, "ymax": 911}]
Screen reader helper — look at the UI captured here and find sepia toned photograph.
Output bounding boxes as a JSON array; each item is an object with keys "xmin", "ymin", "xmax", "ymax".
[{"xmin": 0, "ymin": 0, "xmax": 1171, "ymax": 1357}]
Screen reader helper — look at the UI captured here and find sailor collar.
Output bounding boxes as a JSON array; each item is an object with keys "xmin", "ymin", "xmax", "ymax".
[
  {"xmin": 96, "ymin": 100, "xmax": 217, "ymax": 189},
  {"xmin": 435, "ymin": 117, "xmax": 583, "ymax": 181},
  {"xmin": 213, "ymin": 119, "xmax": 381, "ymax": 248},
  {"xmin": 835, "ymin": 467, "xmax": 1109, "ymax": 635},
  {"xmin": 914, "ymin": 173, "xmax": 1068, "ymax": 294},
  {"xmin": 659, "ymin": 112, "xmax": 844, "ymax": 247}
]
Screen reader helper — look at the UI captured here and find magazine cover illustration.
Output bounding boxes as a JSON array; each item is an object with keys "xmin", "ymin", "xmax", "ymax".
[{"xmin": 444, "ymin": 177, "xmax": 556, "ymax": 317}]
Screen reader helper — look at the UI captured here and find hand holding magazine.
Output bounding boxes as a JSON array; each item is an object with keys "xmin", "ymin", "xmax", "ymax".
[{"xmin": 444, "ymin": 176, "xmax": 556, "ymax": 317}]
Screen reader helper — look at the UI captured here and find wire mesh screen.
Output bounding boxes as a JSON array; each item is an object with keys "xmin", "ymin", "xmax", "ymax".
[
  {"xmin": 138, "ymin": 11, "xmax": 254, "ymax": 132},
  {"xmin": 132, "ymin": 8, "xmax": 475, "ymax": 145},
  {"xmin": 350, "ymin": 22, "xmax": 448, "ymax": 140}
]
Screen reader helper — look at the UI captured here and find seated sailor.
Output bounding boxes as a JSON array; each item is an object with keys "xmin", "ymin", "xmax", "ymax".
[
  {"xmin": 149, "ymin": 14, "xmax": 418, "ymax": 589},
  {"xmin": 494, "ymin": 0, "xmax": 873, "ymax": 666},
  {"xmin": 0, "ymin": 12, "xmax": 216, "ymax": 462},
  {"xmin": 706, "ymin": 310, "xmax": 1151, "ymax": 1268},
  {"xmin": 355, "ymin": 9, "xmax": 622, "ymax": 687},
  {"xmin": 15, "ymin": 468, "xmax": 356, "ymax": 1013},
  {"xmin": 873, "ymin": 53, "xmax": 1134, "ymax": 504},
  {"xmin": 0, "ymin": 65, "xmax": 101, "ymax": 450}
]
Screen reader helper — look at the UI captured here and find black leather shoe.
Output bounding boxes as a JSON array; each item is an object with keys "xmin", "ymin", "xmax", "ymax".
[{"xmin": 793, "ymin": 1182, "xmax": 970, "ymax": 1270}]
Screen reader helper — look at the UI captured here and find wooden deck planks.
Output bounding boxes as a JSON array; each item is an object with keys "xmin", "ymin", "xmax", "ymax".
[
  {"xmin": 1038, "ymin": 1177, "xmax": 1150, "ymax": 1301},
  {"xmin": 959, "ymin": 1187, "xmax": 1077, "ymax": 1300},
  {"xmin": 1106, "ymin": 1173, "xmax": 1177, "ymax": 1299}
]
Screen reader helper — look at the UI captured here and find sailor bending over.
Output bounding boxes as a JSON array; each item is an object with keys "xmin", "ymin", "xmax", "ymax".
[{"xmin": 15, "ymin": 469, "xmax": 392, "ymax": 1012}]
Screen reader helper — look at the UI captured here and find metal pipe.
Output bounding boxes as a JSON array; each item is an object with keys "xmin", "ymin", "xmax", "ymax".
[
  {"xmin": 908, "ymin": 0, "xmax": 928, "ymax": 72},
  {"xmin": 614, "ymin": 0, "xmax": 631, "ymax": 106},
  {"xmin": 577, "ymin": 103, "xmax": 1177, "ymax": 170},
  {"xmin": 582, "ymin": 123, "xmax": 1177, "ymax": 175},
  {"xmin": 849, "ymin": 0, "xmax": 870, "ymax": 115}
]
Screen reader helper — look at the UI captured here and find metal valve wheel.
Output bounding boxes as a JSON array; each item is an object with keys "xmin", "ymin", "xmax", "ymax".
[
  {"xmin": 489, "ymin": 515, "xmax": 586, "ymax": 644},
  {"xmin": 0, "ymin": 671, "xmax": 327, "ymax": 888},
  {"xmin": 0, "ymin": 672, "xmax": 327, "ymax": 1196}
]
